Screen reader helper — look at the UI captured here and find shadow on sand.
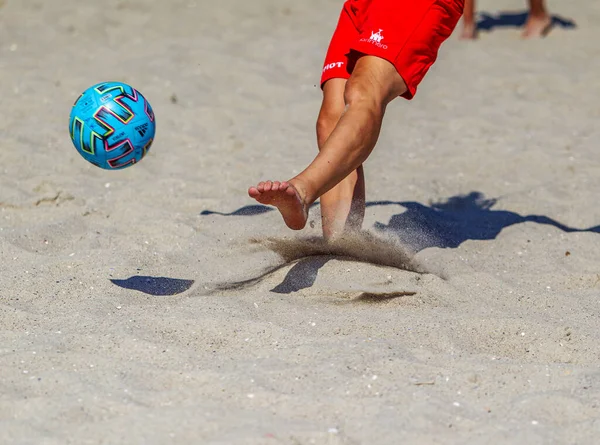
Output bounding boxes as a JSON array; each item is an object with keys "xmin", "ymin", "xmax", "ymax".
[
  {"xmin": 200, "ymin": 191, "xmax": 599, "ymax": 294},
  {"xmin": 111, "ymin": 276, "xmax": 195, "ymax": 296},
  {"xmin": 476, "ymin": 10, "xmax": 576, "ymax": 33},
  {"xmin": 371, "ymin": 192, "xmax": 599, "ymax": 252}
]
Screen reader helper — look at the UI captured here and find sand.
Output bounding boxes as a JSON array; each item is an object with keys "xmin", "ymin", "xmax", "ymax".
[{"xmin": 1, "ymin": 0, "xmax": 599, "ymax": 443}]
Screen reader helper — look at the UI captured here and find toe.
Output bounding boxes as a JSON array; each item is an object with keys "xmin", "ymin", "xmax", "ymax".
[
  {"xmin": 264, "ymin": 181, "xmax": 273, "ymax": 192},
  {"xmin": 284, "ymin": 186, "xmax": 297, "ymax": 197},
  {"xmin": 272, "ymin": 181, "xmax": 281, "ymax": 191}
]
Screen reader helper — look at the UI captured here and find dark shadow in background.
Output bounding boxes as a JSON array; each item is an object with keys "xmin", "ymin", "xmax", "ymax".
[
  {"xmin": 111, "ymin": 276, "xmax": 194, "ymax": 296},
  {"xmin": 373, "ymin": 192, "xmax": 599, "ymax": 252},
  {"xmin": 476, "ymin": 10, "xmax": 576, "ymax": 33}
]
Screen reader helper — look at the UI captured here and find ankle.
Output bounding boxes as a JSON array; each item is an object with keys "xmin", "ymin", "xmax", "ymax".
[
  {"xmin": 288, "ymin": 178, "xmax": 311, "ymax": 207},
  {"xmin": 529, "ymin": 9, "xmax": 549, "ymax": 19}
]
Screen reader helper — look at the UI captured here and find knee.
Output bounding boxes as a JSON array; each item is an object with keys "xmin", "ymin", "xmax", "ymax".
[{"xmin": 343, "ymin": 77, "xmax": 381, "ymax": 112}]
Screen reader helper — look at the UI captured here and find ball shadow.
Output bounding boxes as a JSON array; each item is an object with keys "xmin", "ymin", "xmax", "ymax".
[{"xmin": 111, "ymin": 276, "xmax": 195, "ymax": 296}]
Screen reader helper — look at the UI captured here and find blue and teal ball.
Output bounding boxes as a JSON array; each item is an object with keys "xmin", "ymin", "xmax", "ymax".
[{"xmin": 69, "ymin": 82, "xmax": 156, "ymax": 170}]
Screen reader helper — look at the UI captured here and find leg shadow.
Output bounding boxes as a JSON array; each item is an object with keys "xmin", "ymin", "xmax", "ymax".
[{"xmin": 271, "ymin": 257, "xmax": 330, "ymax": 294}]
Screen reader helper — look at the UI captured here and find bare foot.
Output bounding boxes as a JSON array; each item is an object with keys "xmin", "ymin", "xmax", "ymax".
[
  {"xmin": 248, "ymin": 180, "xmax": 309, "ymax": 230},
  {"xmin": 522, "ymin": 14, "xmax": 553, "ymax": 38},
  {"xmin": 460, "ymin": 23, "xmax": 477, "ymax": 40}
]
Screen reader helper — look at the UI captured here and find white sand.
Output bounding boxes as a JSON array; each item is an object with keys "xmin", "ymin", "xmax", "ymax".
[{"xmin": 1, "ymin": 0, "xmax": 600, "ymax": 443}]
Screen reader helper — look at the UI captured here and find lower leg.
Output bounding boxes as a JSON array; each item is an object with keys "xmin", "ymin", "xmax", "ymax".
[
  {"xmin": 317, "ymin": 80, "xmax": 365, "ymax": 239},
  {"xmin": 319, "ymin": 165, "xmax": 365, "ymax": 239},
  {"xmin": 528, "ymin": 0, "xmax": 548, "ymax": 16},
  {"xmin": 523, "ymin": 0, "xmax": 551, "ymax": 37},
  {"xmin": 460, "ymin": 0, "xmax": 477, "ymax": 39}
]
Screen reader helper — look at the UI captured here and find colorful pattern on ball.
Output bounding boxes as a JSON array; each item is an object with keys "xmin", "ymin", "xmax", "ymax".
[{"xmin": 69, "ymin": 82, "xmax": 156, "ymax": 170}]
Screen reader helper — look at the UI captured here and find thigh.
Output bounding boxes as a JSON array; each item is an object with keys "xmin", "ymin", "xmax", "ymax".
[{"xmin": 349, "ymin": 0, "xmax": 463, "ymax": 99}]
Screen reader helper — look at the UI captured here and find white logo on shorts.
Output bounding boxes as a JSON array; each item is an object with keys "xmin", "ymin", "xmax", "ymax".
[
  {"xmin": 370, "ymin": 29, "xmax": 384, "ymax": 43},
  {"xmin": 360, "ymin": 28, "xmax": 388, "ymax": 49},
  {"xmin": 323, "ymin": 61, "xmax": 345, "ymax": 73}
]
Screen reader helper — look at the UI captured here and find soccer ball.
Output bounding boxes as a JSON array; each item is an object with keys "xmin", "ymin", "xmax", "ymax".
[{"xmin": 69, "ymin": 82, "xmax": 156, "ymax": 170}]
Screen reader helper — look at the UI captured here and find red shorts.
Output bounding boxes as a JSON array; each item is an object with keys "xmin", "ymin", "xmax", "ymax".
[{"xmin": 321, "ymin": 0, "xmax": 463, "ymax": 99}]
